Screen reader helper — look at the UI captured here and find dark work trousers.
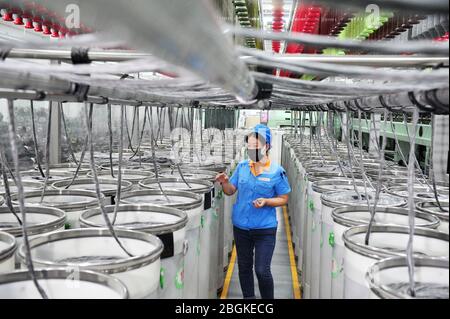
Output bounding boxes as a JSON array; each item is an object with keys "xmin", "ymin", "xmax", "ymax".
[{"xmin": 233, "ymin": 226, "xmax": 277, "ymax": 299}]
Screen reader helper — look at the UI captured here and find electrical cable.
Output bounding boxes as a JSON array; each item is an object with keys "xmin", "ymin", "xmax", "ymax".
[{"xmin": 85, "ymin": 103, "xmax": 133, "ymax": 256}]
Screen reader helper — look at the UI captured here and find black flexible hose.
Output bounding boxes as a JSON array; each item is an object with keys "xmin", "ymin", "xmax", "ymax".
[
  {"xmin": 129, "ymin": 107, "xmax": 148, "ymax": 160},
  {"xmin": 64, "ymin": 133, "xmax": 89, "ymax": 189},
  {"xmin": 0, "ymin": 151, "xmax": 22, "ymax": 225},
  {"xmin": 30, "ymin": 101, "xmax": 45, "ymax": 178},
  {"xmin": 147, "ymin": 106, "xmax": 171, "ymax": 202},
  {"xmin": 124, "ymin": 107, "xmax": 137, "ymax": 153},
  {"xmin": 39, "ymin": 103, "xmax": 53, "ymax": 203},
  {"xmin": 7, "ymin": 99, "xmax": 48, "ymax": 299},
  {"xmin": 112, "ymin": 105, "xmax": 125, "ymax": 225},
  {"xmin": 60, "ymin": 103, "xmax": 79, "ymax": 166},
  {"xmin": 107, "ymin": 104, "xmax": 115, "ymax": 178},
  {"xmin": 85, "ymin": 103, "xmax": 133, "ymax": 257}
]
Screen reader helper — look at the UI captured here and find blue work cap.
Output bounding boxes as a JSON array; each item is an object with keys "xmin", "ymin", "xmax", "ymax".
[{"xmin": 246, "ymin": 124, "xmax": 272, "ymax": 148}]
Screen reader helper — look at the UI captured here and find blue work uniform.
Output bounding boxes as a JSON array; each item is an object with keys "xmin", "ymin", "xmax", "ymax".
[{"xmin": 229, "ymin": 160, "xmax": 291, "ymax": 230}]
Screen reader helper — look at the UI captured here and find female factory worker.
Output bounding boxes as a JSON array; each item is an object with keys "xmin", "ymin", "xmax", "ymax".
[{"xmin": 215, "ymin": 124, "xmax": 291, "ymax": 299}]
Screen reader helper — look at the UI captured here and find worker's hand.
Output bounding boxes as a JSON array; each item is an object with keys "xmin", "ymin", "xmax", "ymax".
[
  {"xmin": 215, "ymin": 173, "xmax": 229, "ymax": 185},
  {"xmin": 253, "ymin": 198, "xmax": 267, "ymax": 209}
]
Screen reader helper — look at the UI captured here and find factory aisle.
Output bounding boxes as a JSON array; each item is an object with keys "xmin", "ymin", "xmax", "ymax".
[{"xmin": 222, "ymin": 207, "xmax": 301, "ymax": 299}]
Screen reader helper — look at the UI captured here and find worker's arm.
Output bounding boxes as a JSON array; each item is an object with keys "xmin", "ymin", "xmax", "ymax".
[
  {"xmin": 215, "ymin": 173, "xmax": 237, "ymax": 196},
  {"xmin": 253, "ymin": 194, "xmax": 289, "ymax": 208}
]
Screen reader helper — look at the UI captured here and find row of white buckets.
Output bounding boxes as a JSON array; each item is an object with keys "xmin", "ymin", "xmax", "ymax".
[
  {"xmin": 80, "ymin": 204, "xmax": 189, "ymax": 299},
  {"xmin": 282, "ymin": 136, "xmax": 449, "ymax": 299},
  {"xmin": 0, "ymin": 188, "xmax": 216, "ymax": 299},
  {"xmin": 0, "ymin": 147, "xmax": 245, "ymax": 299},
  {"xmin": 0, "ymin": 226, "xmax": 161, "ymax": 299},
  {"xmin": 332, "ymin": 206, "xmax": 442, "ymax": 299}
]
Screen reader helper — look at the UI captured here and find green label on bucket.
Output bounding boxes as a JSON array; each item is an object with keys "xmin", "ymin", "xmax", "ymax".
[
  {"xmin": 160, "ymin": 268, "xmax": 165, "ymax": 289},
  {"xmin": 201, "ymin": 216, "xmax": 205, "ymax": 228},
  {"xmin": 308, "ymin": 200, "xmax": 314, "ymax": 212},
  {"xmin": 329, "ymin": 232, "xmax": 335, "ymax": 247}
]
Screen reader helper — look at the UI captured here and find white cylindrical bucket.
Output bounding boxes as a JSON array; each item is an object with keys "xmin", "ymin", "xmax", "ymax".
[
  {"xmin": 138, "ymin": 177, "xmax": 214, "ymax": 299},
  {"xmin": 0, "ymin": 268, "xmax": 129, "ymax": 299},
  {"xmin": 331, "ymin": 206, "xmax": 441, "ymax": 299},
  {"xmin": 343, "ymin": 225, "xmax": 449, "ymax": 299},
  {"xmin": 52, "ymin": 178, "xmax": 133, "ymax": 205},
  {"xmin": 223, "ymin": 164, "xmax": 237, "ymax": 282},
  {"xmin": 100, "ymin": 162, "xmax": 153, "ymax": 171},
  {"xmin": 303, "ymin": 178, "xmax": 313, "ymax": 299},
  {"xmin": 11, "ymin": 190, "xmax": 103, "ymax": 229},
  {"xmin": 20, "ymin": 170, "xmax": 76, "ymax": 183},
  {"xmin": 0, "ymin": 206, "xmax": 66, "ymax": 267},
  {"xmin": 120, "ymin": 189, "xmax": 203, "ymax": 299},
  {"xmin": 156, "ymin": 169, "xmax": 223, "ymax": 297},
  {"xmin": 288, "ymin": 154, "xmax": 300, "ymax": 280},
  {"xmin": 309, "ymin": 179, "xmax": 367, "ymax": 299},
  {"xmin": 90, "ymin": 169, "xmax": 155, "ymax": 190},
  {"xmin": 320, "ymin": 191, "xmax": 406, "ymax": 299},
  {"xmin": 366, "ymin": 257, "xmax": 449, "ymax": 299},
  {"xmin": 38, "ymin": 163, "xmax": 92, "ymax": 175},
  {"xmin": 80, "ymin": 204, "xmax": 188, "ymax": 299},
  {"xmin": 416, "ymin": 201, "xmax": 449, "ymax": 234},
  {"xmin": 301, "ymin": 173, "xmax": 360, "ymax": 299},
  {"xmin": 387, "ymin": 185, "xmax": 449, "ymax": 203},
  {"xmin": 0, "ymin": 231, "xmax": 16, "ymax": 274},
  {"xmin": 17, "ymin": 228, "xmax": 163, "ymax": 299},
  {"xmin": 297, "ymin": 162, "xmax": 308, "ymax": 289},
  {"xmin": 1, "ymin": 180, "xmax": 43, "ymax": 195}
]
